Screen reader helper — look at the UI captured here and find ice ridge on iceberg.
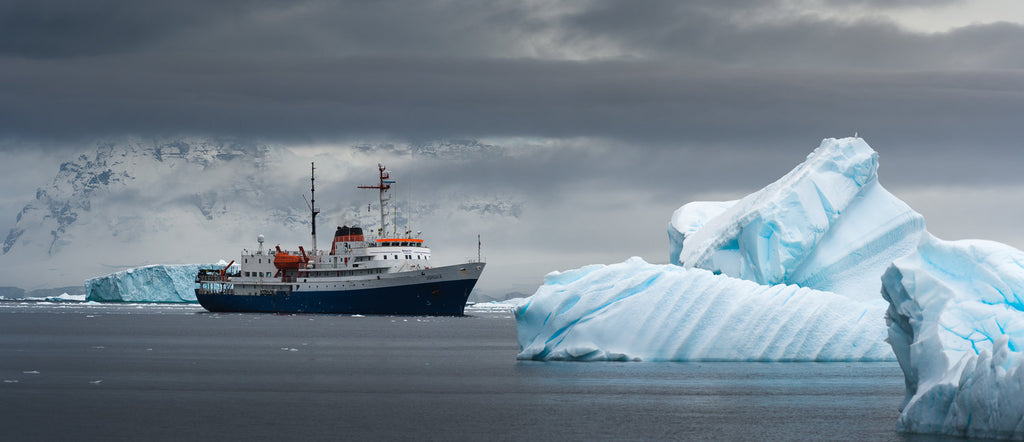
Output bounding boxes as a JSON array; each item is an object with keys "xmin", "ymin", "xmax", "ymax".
[
  {"xmin": 883, "ymin": 235, "xmax": 1024, "ymax": 439},
  {"xmin": 670, "ymin": 138, "xmax": 925, "ymax": 303},
  {"xmin": 516, "ymin": 257, "xmax": 893, "ymax": 361},
  {"xmin": 516, "ymin": 138, "xmax": 906, "ymax": 362},
  {"xmin": 85, "ymin": 263, "xmax": 226, "ymax": 302}
]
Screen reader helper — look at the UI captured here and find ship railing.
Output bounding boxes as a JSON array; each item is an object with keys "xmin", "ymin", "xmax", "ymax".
[
  {"xmin": 196, "ymin": 269, "xmax": 229, "ymax": 283},
  {"xmin": 195, "ymin": 269, "xmax": 235, "ymax": 295}
]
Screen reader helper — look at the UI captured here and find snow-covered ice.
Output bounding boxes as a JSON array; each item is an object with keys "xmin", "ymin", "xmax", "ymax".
[
  {"xmin": 55, "ymin": 293, "xmax": 86, "ymax": 301},
  {"xmin": 883, "ymin": 235, "xmax": 1024, "ymax": 438},
  {"xmin": 516, "ymin": 257, "xmax": 892, "ymax": 361},
  {"xmin": 671, "ymin": 137, "xmax": 925, "ymax": 302},
  {"xmin": 85, "ymin": 263, "xmax": 228, "ymax": 302}
]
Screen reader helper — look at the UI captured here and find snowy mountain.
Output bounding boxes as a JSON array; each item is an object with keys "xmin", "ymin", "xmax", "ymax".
[
  {"xmin": 0, "ymin": 137, "xmax": 316, "ymax": 290},
  {"xmin": 6, "ymin": 138, "xmax": 267, "ymax": 255}
]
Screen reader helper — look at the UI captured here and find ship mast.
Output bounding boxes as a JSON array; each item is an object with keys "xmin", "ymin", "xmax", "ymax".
[
  {"xmin": 358, "ymin": 163, "xmax": 394, "ymax": 237},
  {"xmin": 309, "ymin": 162, "xmax": 320, "ymax": 254}
]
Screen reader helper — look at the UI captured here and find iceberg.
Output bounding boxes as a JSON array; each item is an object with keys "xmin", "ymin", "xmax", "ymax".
[
  {"xmin": 671, "ymin": 138, "xmax": 925, "ymax": 303},
  {"xmin": 516, "ymin": 257, "xmax": 892, "ymax": 361},
  {"xmin": 516, "ymin": 137, "xmax": 905, "ymax": 361},
  {"xmin": 883, "ymin": 235, "xmax": 1024, "ymax": 439},
  {"xmin": 514, "ymin": 135, "xmax": 1024, "ymax": 436},
  {"xmin": 85, "ymin": 263, "xmax": 228, "ymax": 303}
]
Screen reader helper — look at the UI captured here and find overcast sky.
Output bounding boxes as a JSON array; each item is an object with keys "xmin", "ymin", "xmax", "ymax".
[{"xmin": 2, "ymin": 0, "xmax": 1023, "ymax": 294}]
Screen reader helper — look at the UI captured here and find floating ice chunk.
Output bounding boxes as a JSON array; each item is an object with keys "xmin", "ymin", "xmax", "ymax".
[
  {"xmin": 883, "ymin": 235, "xmax": 1024, "ymax": 439},
  {"xmin": 85, "ymin": 263, "xmax": 231, "ymax": 303},
  {"xmin": 671, "ymin": 138, "xmax": 925, "ymax": 302},
  {"xmin": 54, "ymin": 293, "xmax": 86, "ymax": 301},
  {"xmin": 515, "ymin": 257, "xmax": 892, "ymax": 361}
]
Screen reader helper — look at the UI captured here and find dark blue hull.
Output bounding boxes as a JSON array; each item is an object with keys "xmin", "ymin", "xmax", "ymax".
[{"xmin": 195, "ymin": 277, "xmax": 477, "ymax": 316}]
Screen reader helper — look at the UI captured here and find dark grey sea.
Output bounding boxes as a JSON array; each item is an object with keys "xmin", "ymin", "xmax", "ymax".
[{"xmin": 0, "ymin": 301, "xmax": 961, "ymax": 441}]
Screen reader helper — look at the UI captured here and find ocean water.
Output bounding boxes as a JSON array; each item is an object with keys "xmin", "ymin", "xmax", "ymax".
[{"xmin": 0, "ymin": 301, "xmax": 956, "ymax": 441}]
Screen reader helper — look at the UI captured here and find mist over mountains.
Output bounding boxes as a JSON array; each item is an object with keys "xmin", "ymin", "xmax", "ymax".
[{"xmin": 0, "ymin": 137, "xmax": 528, "ymax": 294}]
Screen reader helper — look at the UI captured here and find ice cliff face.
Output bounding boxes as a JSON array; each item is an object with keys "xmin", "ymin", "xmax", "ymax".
[
  {"xmin": 883, "ymin": 236, "xmax": 1024, "ymax": 439},
  {"xmin": 516, "ymin": 257, "xmax": 892, "ymax": 361},
  {"xmin": 85, "ymin": 263, "xmax": 226, "ymax": 303}
]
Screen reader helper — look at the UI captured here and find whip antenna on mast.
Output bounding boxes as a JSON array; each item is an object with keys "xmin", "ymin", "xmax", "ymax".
[{"xmin": 308, "ymin": 162, "xmax": 320, "ymax": 254}]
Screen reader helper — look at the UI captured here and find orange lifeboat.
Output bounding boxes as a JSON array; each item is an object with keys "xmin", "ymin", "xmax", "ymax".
[{"xmin": 274, "ymin": 245, "xmax": 308, "ymax": 270}]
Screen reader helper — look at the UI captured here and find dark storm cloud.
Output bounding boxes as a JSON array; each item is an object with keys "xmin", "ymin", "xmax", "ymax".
[
  {"xmin": 0, "ymin": 0, "xmax": 288, "ymax": 58},
  {"xmin": 823, "ymin": 0, "xmax": 963, "ymax": 6},
  {"xmin": 2, "ymin": 54, "xmax": 1022, "ymax": 158},
  {"xmin": 0, "ymin": 0, "xmax": 542, "ymax": 59},
  {"xmin": 1, "ymin": 0, "xmax": 1022, "ymax": 158},
  {"xmin": 562, "ymin": 1, "xmax": 1024, "ymax": 69}
]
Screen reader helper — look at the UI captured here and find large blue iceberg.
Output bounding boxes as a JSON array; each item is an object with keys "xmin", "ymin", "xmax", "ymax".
[
  {"xmin": 514, "ymin": 137, "xmax": 1024, "ymax": 437},
  {"xmin": 516, "ymin": 257, "xmax": 892, "ymax": 361},
  {"xmin": 883, "ymin": 236, "xmax": 1024, "ymax": 438},
  {"xmin": 85, "ymin": 263, "xmax": 226, "ymax": 302},
  {"xmin": 517, "ymin": 138, "xmax": 908, "ymax": 361}
]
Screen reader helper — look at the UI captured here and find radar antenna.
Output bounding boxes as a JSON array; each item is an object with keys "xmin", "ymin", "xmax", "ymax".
[{"xmin": 358, "ymin": 163, "xmax": 395, "ymax": 237}]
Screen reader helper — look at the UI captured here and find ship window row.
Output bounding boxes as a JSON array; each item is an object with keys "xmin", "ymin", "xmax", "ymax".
[
  {"xmin": 382, "ymin": 255, "xmax": 427, "ymax": 260},
  {"xmin": 376, "ymin": 242, "xmax": 423, "ymax": 247},
  {"xmin": 316, "ymin": 268, "xmax": 386, "ymax": 277},
  {"xmin": 244, "ymin": 271, "xmax": 273, "ymax": 277}
]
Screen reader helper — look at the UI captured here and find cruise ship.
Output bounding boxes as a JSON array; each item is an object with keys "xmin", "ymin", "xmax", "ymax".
[{"xmin": 196, "ymin": 163, "xmax": 485, "ymax": 315}]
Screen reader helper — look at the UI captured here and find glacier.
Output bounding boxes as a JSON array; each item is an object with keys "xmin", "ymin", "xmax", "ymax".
[
  {"xmin": 85, "ymin": 263, "xmax": 229, "ymax": 303},
  {"xmin": 514, "ymin": 136, "xmax": 1024, "ymax": 437}
]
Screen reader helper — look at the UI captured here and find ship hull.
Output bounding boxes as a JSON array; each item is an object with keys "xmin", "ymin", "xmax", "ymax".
[{"xmin": 196, "ymin": 264, "xmax": 483, "ymax": 316}]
